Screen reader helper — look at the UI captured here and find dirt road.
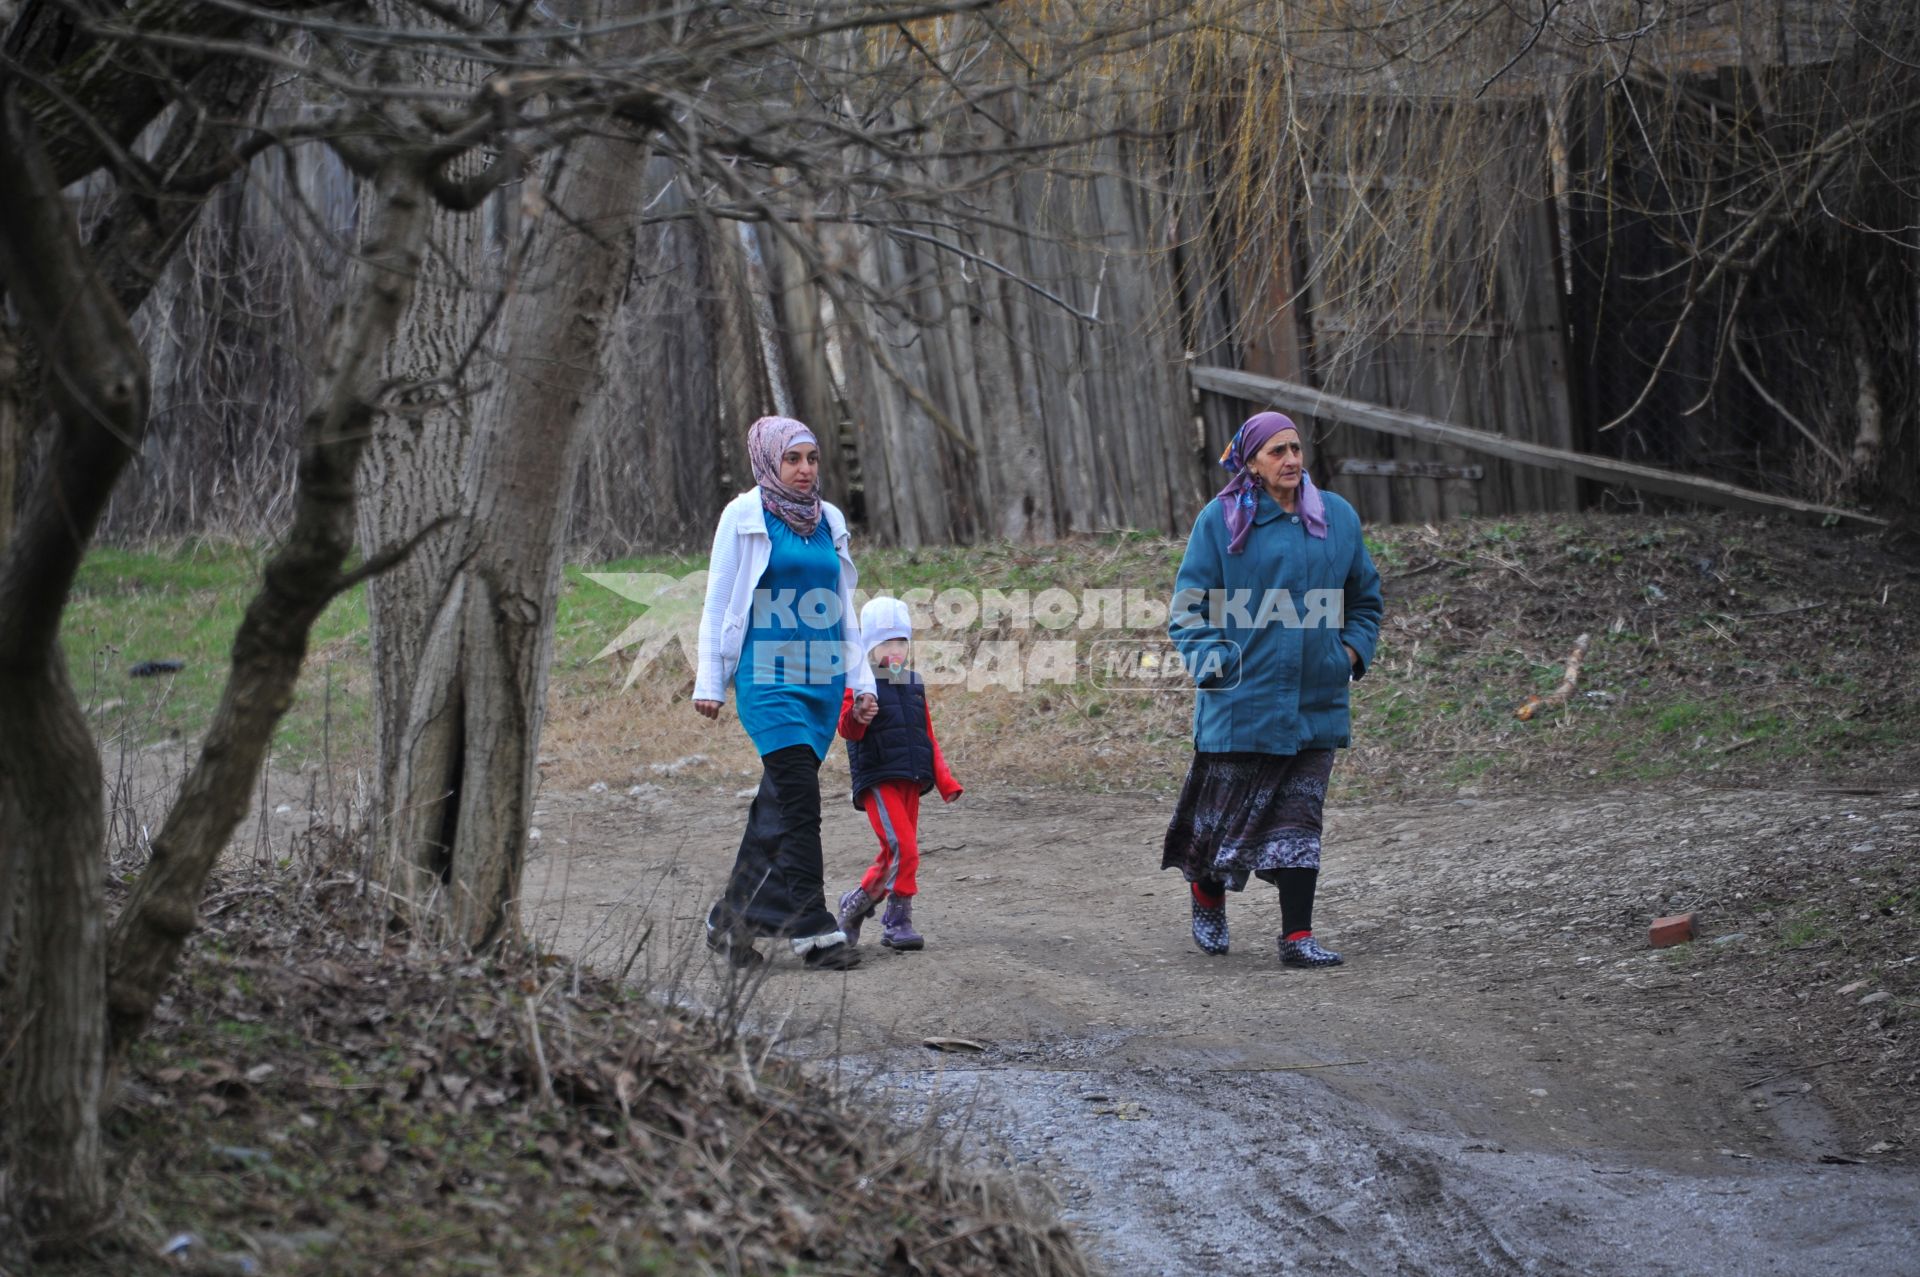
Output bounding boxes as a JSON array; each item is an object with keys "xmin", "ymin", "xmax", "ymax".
[{"xmin": 525, "ymin": 776, "xmax": 1920, "ymax": 1276}]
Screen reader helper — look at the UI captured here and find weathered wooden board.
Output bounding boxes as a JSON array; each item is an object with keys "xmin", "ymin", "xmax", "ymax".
[
  {"xmin": 1336, "ymin": 459, "xmax": 1485, "ymax": 480},
  {"xmin": 1191, "ymin": 365, "xmax": 1889, "ymax": 528}
]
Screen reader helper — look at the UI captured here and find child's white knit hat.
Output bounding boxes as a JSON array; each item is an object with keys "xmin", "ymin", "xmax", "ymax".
[{"xmin": 859, "ymin": 595, "xmax": 913, "ymax": 654}]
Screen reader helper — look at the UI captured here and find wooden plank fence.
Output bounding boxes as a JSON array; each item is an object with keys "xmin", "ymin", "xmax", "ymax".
[
  {"xmin": 573, "ymin": 145, "xmax": 1217, "ymax": 551},
  {"xmin": 565, "ymin": 93, "xmax": 1877, "ymax": 553}
]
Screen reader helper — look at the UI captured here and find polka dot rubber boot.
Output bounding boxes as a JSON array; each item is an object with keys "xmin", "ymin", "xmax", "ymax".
[
  {"xmin": 1279, "ymin": 934, "xmax": 1343, "ymax": 968},
  {"xmin": 1190, "ymin": 892, "xmax": 1229, "ymax": 956}
]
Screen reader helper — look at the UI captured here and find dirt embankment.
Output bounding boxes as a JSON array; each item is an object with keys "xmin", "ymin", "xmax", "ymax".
[{"xmin": 546, "ymin": 510, "xmax": 1920, "ymax": 803}]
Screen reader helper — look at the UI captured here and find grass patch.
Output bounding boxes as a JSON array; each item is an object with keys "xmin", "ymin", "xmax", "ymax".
[
  {"xmin": 1653, "ymin": 701, "xmax": 1709, "ymax": 734},
  {"xmin": 1779, "ymin": 908, "xmax": 1836, "ymax": 950},
  {"xmin": 63, "ymin": 541, "xmax": 372, "ymax": 770},
  {"xmin": 556, "ymin": 554, "xmax": 705, "ymax": 670}
]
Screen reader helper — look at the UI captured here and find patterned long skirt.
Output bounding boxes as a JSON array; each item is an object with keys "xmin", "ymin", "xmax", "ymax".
[{"xmin": 1160, "ymin": 750, "xmax": 1335, "ymax": 891}]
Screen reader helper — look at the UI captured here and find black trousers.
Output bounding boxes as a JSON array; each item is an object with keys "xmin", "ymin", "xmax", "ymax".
[
  {"xmin": 718, "ymin": 744, "xmax": 836, "ymax": 938},
  {"xmin": 1198, "ymin": 867, "xmax": 1318, "ymax": 936}
]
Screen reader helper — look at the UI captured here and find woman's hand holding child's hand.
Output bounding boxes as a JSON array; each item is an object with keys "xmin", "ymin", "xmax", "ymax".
[{"xmin": 854, "ymin": 693, "xmax": 879, "ymax": 724}]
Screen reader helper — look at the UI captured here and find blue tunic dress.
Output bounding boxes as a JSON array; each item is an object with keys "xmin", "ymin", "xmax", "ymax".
[{"xmin": 734, "ymin": 517, "xmax": 845, "ymax": 759}]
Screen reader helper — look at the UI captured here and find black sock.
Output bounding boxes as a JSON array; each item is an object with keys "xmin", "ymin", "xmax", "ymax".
[{"xmin": 1277, "ymin": 868, "xmax": 1317, "ymax": 937}]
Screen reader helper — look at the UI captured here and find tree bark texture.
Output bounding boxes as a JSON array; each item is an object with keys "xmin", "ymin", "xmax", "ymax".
[
  {"xmin": 7, "ymin": 0, "xmax": 323, "ymax": 188},
  {"xmin": 568, "ymin": 163, "xmax": 753, "ymax": 551},
  {"xmin": 354, "ymin": 4, "xmax": 506, "ymax": 934},
  {"xmin": 362, "ymin": 93, "xmax": 650, "ymax": 949},
  {"xmin": 0, "ymin": 88, "xmax": 150, "ymax": 1250},
  {"xmin": 0, "ymin": 647, "xmax": 110, "ymax": 1249},
  {"xmin": 0, "ymin": 324, "xmax": 20, "ymax": 557},
  {"xmin": 106, "ymin": 165, "xmax": 430, "ymax": 1057}
]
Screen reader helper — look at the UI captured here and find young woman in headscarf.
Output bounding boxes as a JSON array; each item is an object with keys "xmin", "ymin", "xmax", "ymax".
[
  {"xmin": 1162, "ymin": 411, "xmax": 1384, "ymax": 967},
  {"xmin": 694, "ymin": 416, "xmax": 877, "ymax": 971}
]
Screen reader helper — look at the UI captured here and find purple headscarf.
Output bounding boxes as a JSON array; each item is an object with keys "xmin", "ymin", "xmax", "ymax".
[
  {"xmin": 747, "ymin": 415, "xmax": 822, "ymax": 538},
  {"xmin": 1215, "ymin": 411, "xmax": 1328, "ymax": 555}
]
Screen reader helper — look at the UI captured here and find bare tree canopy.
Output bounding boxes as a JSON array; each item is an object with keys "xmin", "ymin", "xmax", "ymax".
[
  {"xmin": 3, "ymin": 0, "xmax": 1914, "ymax": 1254},
  {"xmin": 13, "ymin": 0, "xmax": 1904, "ymax": 551}
]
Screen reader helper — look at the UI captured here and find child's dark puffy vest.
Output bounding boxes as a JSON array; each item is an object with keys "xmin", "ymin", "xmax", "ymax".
[{"xmin": 847, "ymin": 672, "xmax": 935, "ymax": 809}]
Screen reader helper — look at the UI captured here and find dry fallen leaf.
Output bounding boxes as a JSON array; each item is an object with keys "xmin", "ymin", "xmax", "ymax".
[{"xmin": 922, "ymin": 1037, "xmax": 987, "ymax": 1053}]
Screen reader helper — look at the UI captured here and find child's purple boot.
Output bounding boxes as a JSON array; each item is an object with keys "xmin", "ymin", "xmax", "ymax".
[
  {"xmin": 837, "ymin": 887, "xmax": 880, "ymax": 946},
  {"xmin": 880, "ymin": 897, "xmax": 924, "ymax": 951}
]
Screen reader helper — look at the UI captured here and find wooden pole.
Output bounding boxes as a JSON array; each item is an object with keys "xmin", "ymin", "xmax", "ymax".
[{"xmin": 1190, "ymin": 366, "xmax": 1889, "ymax": 529}]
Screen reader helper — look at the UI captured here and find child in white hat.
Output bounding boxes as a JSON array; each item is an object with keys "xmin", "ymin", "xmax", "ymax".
[{"xmin": 833, "ymin": 595, "xmax": 962, "ymax": 950}]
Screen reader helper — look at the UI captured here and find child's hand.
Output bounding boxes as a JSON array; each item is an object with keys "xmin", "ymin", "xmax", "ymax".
[
  {"xmin": 854, "ymin": 693, "xmax": 879, "ymax": 724},
  {"xmin": 942, "ymin": 785, "xmax": 963, "ymax": 803}
]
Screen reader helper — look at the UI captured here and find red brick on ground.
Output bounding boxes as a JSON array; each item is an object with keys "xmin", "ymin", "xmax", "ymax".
[{"xmin": 1650, "ymin": 913, "xmax": 1698, "ymax": 948}]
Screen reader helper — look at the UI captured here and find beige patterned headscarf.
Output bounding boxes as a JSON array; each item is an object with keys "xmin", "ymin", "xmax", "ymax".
[{"xmin": 747, "ymin": 415, "xmax": 821, "ymax": 538}]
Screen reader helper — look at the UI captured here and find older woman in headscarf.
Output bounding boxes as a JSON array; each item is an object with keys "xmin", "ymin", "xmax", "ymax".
[
  {"xmin": 1162, "ymin": 411, "xmax": 1383, "ymax": 967},
  {"xmin": 694, "ymin": 416, "xmax": 877, "ymax": 971}
]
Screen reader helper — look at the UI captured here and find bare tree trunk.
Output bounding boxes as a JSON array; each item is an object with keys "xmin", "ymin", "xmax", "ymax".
[
  {"xmin": 0, "ymin": 88, "xmax": 150, "ymax": 1251},
  {"xmin": 0, "ymin": 648, "xmax": 109, "ymax": 1248},
  {"xmin": 106, "ymin": 164, "xmax": 430, "ymax": 1056},
  {"xmin": 353, "ymin": 2, "xmax": 505, "ymax": 934},
  {"xmin": 0, "ymin": 324, "xmax": 20, "ymax": 558},
  {"xmin": 707, "ymin": 214, "xmax": 779, "ymax": 453},
  {"xmin": 362, "ymin": 132, "xmax": 651, "ymax": 949},
  {"xmin": 1848, "ymin": 311, "xmax": 1884, "ymax": 482}
]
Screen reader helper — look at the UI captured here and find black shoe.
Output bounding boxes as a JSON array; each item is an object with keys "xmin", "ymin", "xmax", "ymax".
[
  {"xmin": 705, "ymin": 905, "xmax": 764, "ymax": 967},
  {"xmin": 801, "ymin": 941, "xmax": 861, "ymax": 970}
]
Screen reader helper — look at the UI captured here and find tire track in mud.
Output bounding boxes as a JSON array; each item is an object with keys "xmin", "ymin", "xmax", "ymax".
[
  {"xmin": 1334, "ymin": 1150, "xmax": 1535, "ymax": 1276},
  {"xmin": 868, "ymin": 1043, "xmax": 1919, "ymax": 1277},
  {"xmin": 872, "ymin": 1044, "xmax": 1575, "ymax": 1276}
]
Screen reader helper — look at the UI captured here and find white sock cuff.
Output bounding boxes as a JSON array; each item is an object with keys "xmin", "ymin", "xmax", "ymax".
[{"xmin": 789, "ymin": 929, "xmax": 848, "ymax": 956}]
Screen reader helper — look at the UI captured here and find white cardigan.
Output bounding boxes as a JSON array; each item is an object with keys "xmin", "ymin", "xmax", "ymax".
[{"xmin": 693, "ymin": 491, "xmax": 877, "ymax": 704}]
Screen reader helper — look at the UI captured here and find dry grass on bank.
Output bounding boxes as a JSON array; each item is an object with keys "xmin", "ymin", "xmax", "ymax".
[{"xmin": 22, "ymin": 826, "xmax": 1093, "ymax": 1277}]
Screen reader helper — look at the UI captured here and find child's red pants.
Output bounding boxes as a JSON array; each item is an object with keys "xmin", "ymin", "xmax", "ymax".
[{"xmin": 858, "ymin": 778, "xmax": 921, "ymax": 899}]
